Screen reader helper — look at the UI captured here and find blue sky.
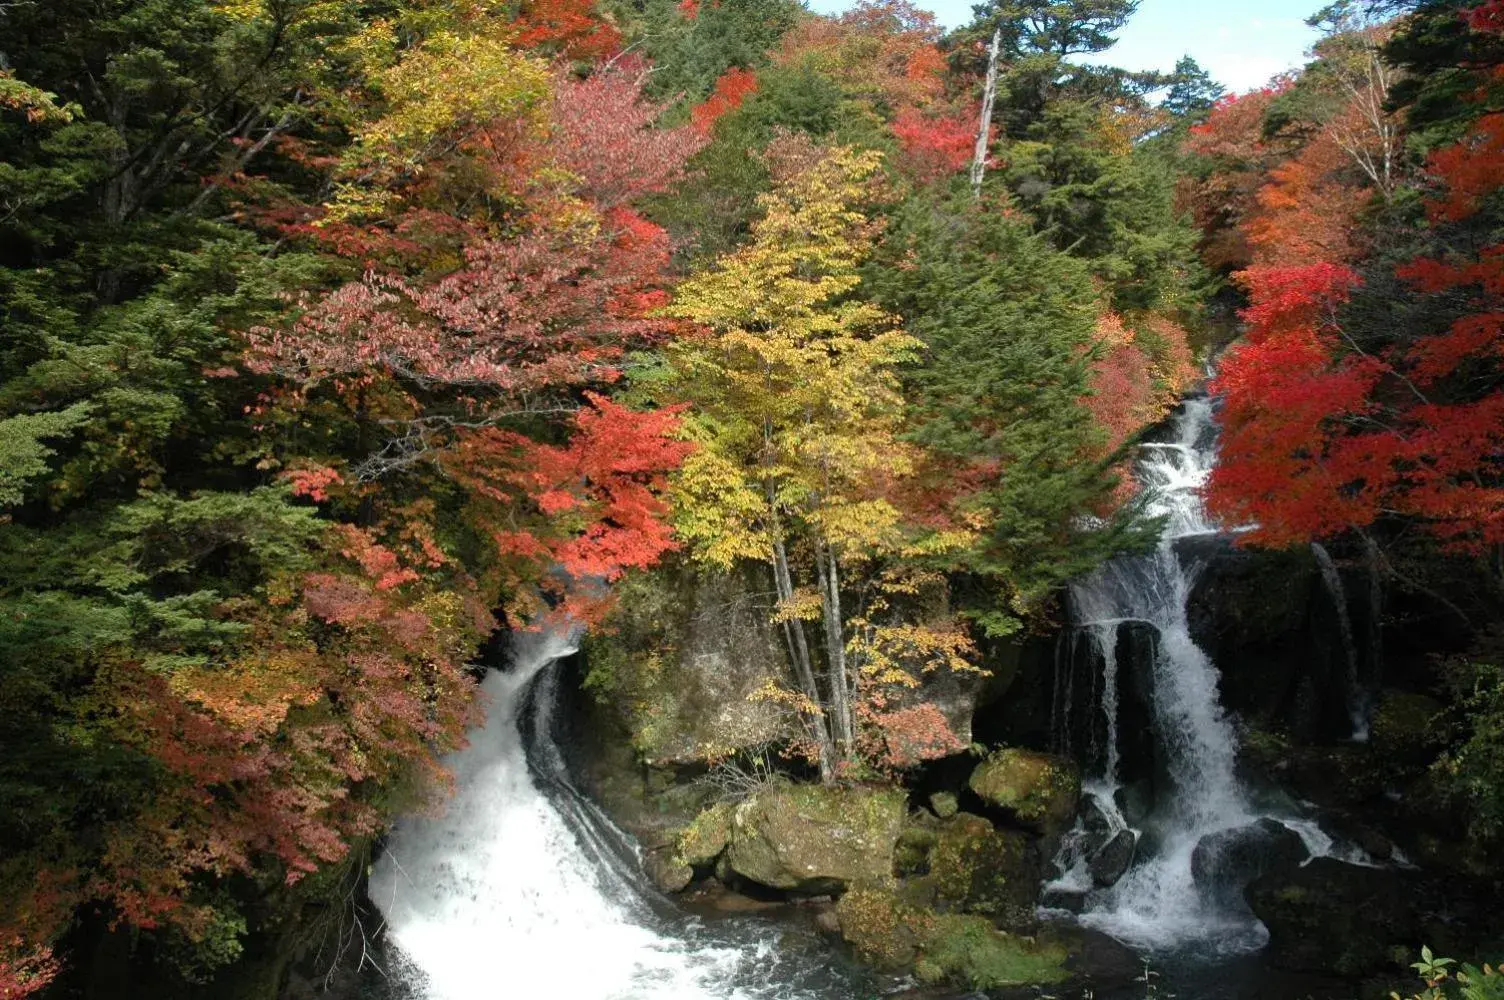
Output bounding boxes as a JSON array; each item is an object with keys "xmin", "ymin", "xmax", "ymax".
[{"xmin": 804, "ymin": 0, "xmax": 1325, "ymax": 94}]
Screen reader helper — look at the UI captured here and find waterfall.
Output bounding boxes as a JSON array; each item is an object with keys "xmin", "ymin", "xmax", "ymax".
[
  {"xmin": 368, "ymin": 626, "xmax": 868, "ymax": 1000},
  {"xmin": 1093, "ymin": 621, "xmax": 1122, "ymax": 784},
  {"xmin": 1311, "ymin": 540, "xmax": 1369, "ymax": 741},
  {"xmin": 1059, "ymin": 399, "xmax": 1263, "ymax": 952}
]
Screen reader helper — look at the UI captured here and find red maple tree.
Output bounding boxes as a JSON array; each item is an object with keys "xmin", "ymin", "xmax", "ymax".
[
  {"xmin": 1208, "ymin": 29, "xmax": 1504, "ymax": 553},
  {"xmin": 890, "ymin": 108, "xmax": 977, "ymax": 183},
  {"xmin": 691, "ymin": 67, "xmax": 759, "ymax": 137}
]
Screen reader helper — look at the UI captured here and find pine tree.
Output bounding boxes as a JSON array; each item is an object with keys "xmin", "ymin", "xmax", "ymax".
[{"xmin": 867, "ymin": 193, "xmax": 1157, "ymax": 632}]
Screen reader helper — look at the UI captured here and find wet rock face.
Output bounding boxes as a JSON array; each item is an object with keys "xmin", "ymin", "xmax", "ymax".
[
  {"xmin": 1088, "ymin": 829, "xmax": 1136, "ymax": 889},
  {"xmin": 1185, "ymin": 546, "xmax": 1323, "ymax": 731},
  {"xmin": 1190, "ymin": 818, "xmax": 1309, "ymax": 905},
  {"xmin": 1249, "ymin": 858, "xmax": 1504, "ymax": 978},
  {"xmin": 722, "ymin": 784, "xmax": 905, "ymax": 894},
  {"xmin": 582, "ymin": 564, "xmax": 792, "ymax": 767},
  {"xmin": 968, "ymin": 749, "xmax": 1081, "ymax": 840}
]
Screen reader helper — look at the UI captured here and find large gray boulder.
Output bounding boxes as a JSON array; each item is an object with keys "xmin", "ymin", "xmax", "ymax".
[{"xmin": 724, "ymin": 784, "xmax": 905, "ymax": 893}]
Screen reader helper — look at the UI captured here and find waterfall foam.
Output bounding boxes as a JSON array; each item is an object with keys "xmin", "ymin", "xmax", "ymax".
[{"xmin": 368, "ymin": 628, "xmax": 869, "ymax": 1000}]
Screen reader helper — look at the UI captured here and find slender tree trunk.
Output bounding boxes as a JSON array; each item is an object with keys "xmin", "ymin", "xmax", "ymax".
[
  {"xmin": 766, "ymin": 496, "xmax": 835, "ymax": 782},
  {"xmin": 814, "ymin": 541, "xmax": 854, "ymax": 761},
  {"xmin": 970, "ymin": 27, "xmax": 1002, "ymax": 198}
]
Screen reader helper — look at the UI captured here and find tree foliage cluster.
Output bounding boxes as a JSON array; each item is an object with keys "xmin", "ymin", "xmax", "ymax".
[
  {"xmin": 1179, "ymin": 0, "xmax": 1504, "ymax": 846},
  {"xmin": 0, "ymin": 0, "xmax": 1219, "ymax": 986},
  {"xmin": 1184, "ymin": 1, "xmax": 1503, "ymax": 565}
]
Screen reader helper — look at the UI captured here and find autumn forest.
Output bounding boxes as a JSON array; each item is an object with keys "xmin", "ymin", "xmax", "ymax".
[{"xmin": 1, "ymin": 0, "xmax": 1502, "ymax": 997}]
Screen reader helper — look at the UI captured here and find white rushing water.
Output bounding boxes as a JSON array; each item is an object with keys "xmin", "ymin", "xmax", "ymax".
[
  {"xmin": 1065, "ymin": 399, "xmax": 1259, "ymax": 951},
  {"xmin": 1057, "ymin": 398, "xmax": 1362, "ymax": 954},
  {"xmin": 369, "ymin": 628, "xmax": 865, "ymax": 1000}
]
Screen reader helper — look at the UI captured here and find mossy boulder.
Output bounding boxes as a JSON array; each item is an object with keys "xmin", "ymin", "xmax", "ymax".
[
  {"xmin": 930, "ymin": 813, "xmax": 1040, "ymax": 928},
  {"xmin": 835, "ymin": 888, "xmax": 1068, "ymax": 989},
  {"xmin": 928, "ymin": 791, "xmax": 959, "ymax": 819},
  {"xmin": 724, "ymin": 784, "xmax": 905, "ymax": 893},
  {"xmin": 835, "ymin": 887, "xmax": 931, "ymax": 969},
  {"xmin": 675, "ymin": 802, "xmax": 734, "ymax": 868},
  {"xmin": 1370, "ymin": 689, "xmax": 1446, "ymax": 763},
  {"xmin": 895, "ymin": 820, "xmax": 939, "ymax": 877},
  {"xmin": 646, "ymin": 850, "xmax": 694, "ymax": 893},
  {"xmin": 969, "ymin": 749, "xmax": 1081, "ymax": 836},
  {"xmin": 916, "ymin": 913, "xmax": 1070, "ymax": 989}
]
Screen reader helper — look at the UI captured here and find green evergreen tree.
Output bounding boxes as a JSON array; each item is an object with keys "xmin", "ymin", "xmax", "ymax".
[
  {"xmin": 1163, "ymin": 55, "xmax": 1226, "ymax": 123},
  {"xmin": 968, "ymin": 0, "xmax": 1141, "ymax": 57},
  {"xmin": 629, "ymin": 0, "xmax": 805, "ymax": 104},
  {"xmin": 867, "ymin": 194, "xmax": 1157, "ymax": 629}
]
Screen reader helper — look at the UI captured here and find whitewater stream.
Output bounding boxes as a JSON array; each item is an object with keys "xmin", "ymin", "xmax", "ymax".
[{"xmin": 366, "ymin": 629, "xmax": 876, "ymax": 1000}]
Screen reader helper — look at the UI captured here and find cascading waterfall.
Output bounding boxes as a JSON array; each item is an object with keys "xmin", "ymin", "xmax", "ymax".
[
  {"xmin": 368, "ymin": 627, "xmax": 870, "ymax": 1000},
  {"xmin": 1092, "ymin": 620, "xmax": 1122, "ymax": 784},
  {"xmin": 1053, "ymin": 398, "xmax": 1352, "ymax": 955}
]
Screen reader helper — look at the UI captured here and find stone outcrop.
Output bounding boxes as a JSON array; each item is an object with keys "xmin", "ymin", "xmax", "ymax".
[
  {"xmin": 582, "ymin": 564, "xmax": 793, "ymax": 767},
  {"xmin": 968, "ymin": 749, "xmax": 1081, "ymax": 839},
  {"xmin": 721, "ymin": 784, "xmax": 905, "ymax": 894}
]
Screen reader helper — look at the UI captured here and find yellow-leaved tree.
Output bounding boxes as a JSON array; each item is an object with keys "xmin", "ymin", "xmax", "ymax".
[{"xmin": 662, "ymin": 137, "xmax": 977, "ymax": 781}]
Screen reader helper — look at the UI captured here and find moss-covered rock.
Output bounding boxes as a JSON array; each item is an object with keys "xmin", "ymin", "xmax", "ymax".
[
  {"xmin": 582, "ymin": 564, "xmax": 794, "ymax": 766},
  {"xmin": 675, "ymin": 801, "xmax": 734, "ymax": 868},
  {"xmin": 928, "ymin": 791, "xmax": 958, "ymax": 819},
  {"xmin": 835, "ymin": 887, "xmax": 932, "ymax": 969},
  {"xmin": 929, "ymin": 812, "xmax": 1040, "ymax": 928},
  {"xmin": 646, "ymin": 850, "xmax": 694, "ymax": 893},
  {"xmin": 968, "ymin": 748, "xmax": 1080, "ymax": 836},
  {"xmin": 834, "ymin": 888, "xmax": 1068, "ymax": 990},
  {"xmin": 895, "ymin": 819, "xmax": 939, "ymax": 877},
  {"xmin": 917, "ymin": 913, "xmax": 1069, "ymax": 989},
  {"xmin": 724, "ymin": 783, "xmax": 905, "ymax": 893}
]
